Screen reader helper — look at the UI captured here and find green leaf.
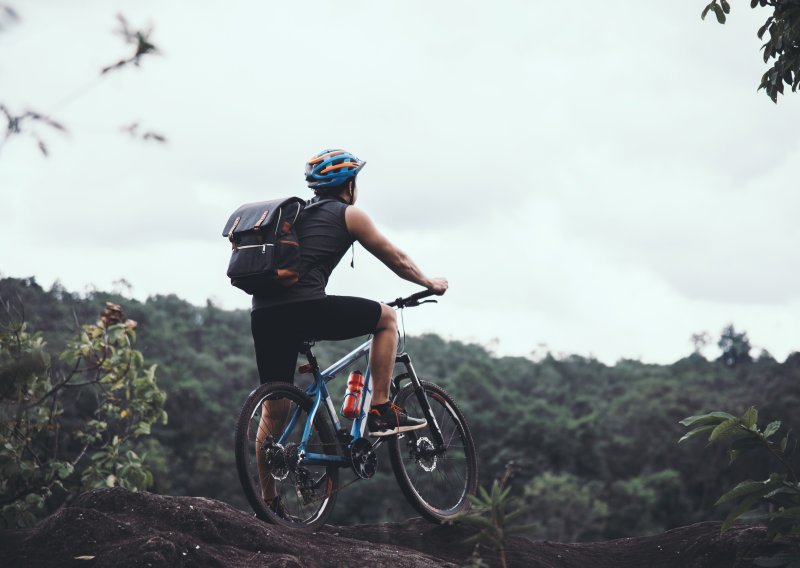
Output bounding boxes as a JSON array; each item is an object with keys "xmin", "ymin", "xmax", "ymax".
[
  {"xmin": 713, "ymin": 3, "xmax": 726, "ymax": 24},
  {"xmin": 25, "ymin": 493, "xmax": 44, "ymax": 506},
  {"xmin": 459, "ymin": 515, "xmax": 494, "ymax": 528},
  {"xmin": 679, "ymin": 411, "xmax": 735, "ymax": 428},
  {"xmin": 721, "ymin": 493, "xmax": 762, "ymax": 532},
  {"xmin": 720, "ymin": 0, "xmax": 730, "ymax": 14},
  {"xmin": 715, "ymin": 480, "xmax": 769, "ymax": 506},
  {"xmin": 764, "ymin": 421, "xmax": 781, "ymax": 439},
  {"xmin": 679, "ymin": 424, "xmax": 716, "ymax": 443},
  {"xmin": 758, "ymin": 17, "xmax": 774, "ymax": 40},
  {"xmin": 742, "ymin": 407, "xmax": 758, "ymax": 430},
  {"xmin": 701, "ymin": 3, "xmax": 714, "ymax": 21},
  {"xmin": 709, "ymin": 418, "xmax": 742, "ymax": 442},
  {"xmin": 132, "ymin": 422, "xmax": 151, "ymax": 436},
  {"xmin": 770, "ymin": 506, "xmax": 800, "ymax": 519}
]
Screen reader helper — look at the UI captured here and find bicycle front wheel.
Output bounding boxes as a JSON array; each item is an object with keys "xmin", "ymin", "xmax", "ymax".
[
  {"xmin": 387, "ymin": 380, "xmax": 478, "ymax": 523},
  {"xmin": 234, "ymin": 382, "xmax": 339, "ymax": 529}
]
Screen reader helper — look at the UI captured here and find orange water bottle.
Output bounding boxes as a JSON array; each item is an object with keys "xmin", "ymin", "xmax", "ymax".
[{"xmin": 341, "ymin": 370, "xmax": 365, "ymax": 419}]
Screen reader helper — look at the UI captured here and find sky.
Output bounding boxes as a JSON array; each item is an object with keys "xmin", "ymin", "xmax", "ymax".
[{"xmin": 1, "ymin": 0, "xmax": 798, "ymax": 364}]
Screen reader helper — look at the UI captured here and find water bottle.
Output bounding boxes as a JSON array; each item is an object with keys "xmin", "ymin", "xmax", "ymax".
[{"xmin": 341, "ymin": 370, "xmax": 365, "ymax": 419}]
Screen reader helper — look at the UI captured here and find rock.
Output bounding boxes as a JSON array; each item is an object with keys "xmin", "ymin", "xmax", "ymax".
[{"xmin": 0, "ymin": 488, "xmax": 792, "ymax": 567}]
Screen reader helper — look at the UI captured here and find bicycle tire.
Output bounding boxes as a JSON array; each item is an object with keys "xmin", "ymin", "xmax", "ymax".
[
  {"xmin": 234, "ymin": 382, "xmax": 340, "ymax": 529},
  {"xmin": 387, "ymin": 380, "xmax": 478, "ymax": 523}
]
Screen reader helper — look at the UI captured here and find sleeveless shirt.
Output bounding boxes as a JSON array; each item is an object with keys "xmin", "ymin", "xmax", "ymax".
[{"xmin": 251, "ymin": 197, "xmax": 353, "ymax": 311}]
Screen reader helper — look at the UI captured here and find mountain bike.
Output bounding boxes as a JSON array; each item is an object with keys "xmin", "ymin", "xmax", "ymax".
[{"xmin": 234, "ymin": 290, "xmax": 478, "ymax": 529}]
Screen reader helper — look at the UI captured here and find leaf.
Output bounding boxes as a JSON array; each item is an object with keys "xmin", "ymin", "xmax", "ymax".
[
  {"xmin": 769, "ymin": 506, "xmax": 800, "ymax": 519},
  {"xmin": 721, "ymin": 0, "xmax": 730, "ymax": 14},
  {"xmin": 715, "ymin": 480, "xmax": 769, "ymax": 506},
  {"xmin": 709, "ymin": 418, "xmax": 742, "ymax": 442},
  {"xmin": 764, "ymin": 421, "xmax": 781, "ymax": 439},
  {"xmin": 701, "ymin": 3, "xmax": 714, "ymax": 21},
  {"xmin": 713, "ymin": 4, "xmax": 726, "ymax": 24},
  {"xmin": 721, "ymin": 493, "xmax": 762, "ymax": 532},
  {"xmin": 679, "ymin": 424, "xmax": 716, "ymax": 443},
  {"xmin": 742, "ymin": 407, "xmax": 758, "ymax": 430},
  {"xmin": 459, "ymin": 515, "xmax": 494, "ymax": 528},
  {"xmin": 679, "ymin": 411, "xmax": 735, "ymax": 428}
]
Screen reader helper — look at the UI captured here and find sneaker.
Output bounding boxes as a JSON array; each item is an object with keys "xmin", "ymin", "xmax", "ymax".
[{"xmin": 368, "ymin": 402, "xmax": 427, "ymax": 437}]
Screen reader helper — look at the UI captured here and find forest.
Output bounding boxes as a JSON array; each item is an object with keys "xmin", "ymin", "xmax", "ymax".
[{"xmin": 1, "ymin": 275, "xmax": 798, "ymax": 540}]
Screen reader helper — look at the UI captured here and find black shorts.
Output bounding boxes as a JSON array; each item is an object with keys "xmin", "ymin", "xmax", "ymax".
[{"xmin": 250, "ymin": 295, "xmax": 382, "ymax": 384}]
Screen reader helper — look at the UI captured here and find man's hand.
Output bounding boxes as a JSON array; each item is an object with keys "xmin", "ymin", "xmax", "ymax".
[{"xmin": 427, "ymin": 277, "xmax": 448, "ymax": 295}]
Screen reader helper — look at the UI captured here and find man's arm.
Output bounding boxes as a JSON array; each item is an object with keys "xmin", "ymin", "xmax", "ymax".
[{"xmin": 345, "ymin": 206, "xmax": 448, "ymax": 294}]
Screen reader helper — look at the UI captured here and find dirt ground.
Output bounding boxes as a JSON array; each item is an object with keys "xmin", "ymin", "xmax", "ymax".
[{"xmin": 0, "ymin": 488, "xmax": 793, "ymax": 567}]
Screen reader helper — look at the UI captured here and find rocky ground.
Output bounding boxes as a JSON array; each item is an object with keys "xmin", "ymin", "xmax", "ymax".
[{"xmin": 0, "ymin": 488, "xmax": 794, "ymax": 567}]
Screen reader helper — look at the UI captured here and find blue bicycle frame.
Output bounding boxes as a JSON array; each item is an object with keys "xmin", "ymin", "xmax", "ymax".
[{"xmin": 278, "ymin": 338, "xmax": 375, "ymax": 466}]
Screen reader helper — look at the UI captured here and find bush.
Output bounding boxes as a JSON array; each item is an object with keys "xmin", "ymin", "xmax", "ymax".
[{"xmin": 0, "ymin": 301, "xmax": 167, "ymax": 527}]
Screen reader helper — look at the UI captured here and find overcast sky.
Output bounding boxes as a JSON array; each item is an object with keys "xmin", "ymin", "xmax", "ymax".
[{"xmin": 2, "ymin": 0, "xmax": 798, "ymax": 364}]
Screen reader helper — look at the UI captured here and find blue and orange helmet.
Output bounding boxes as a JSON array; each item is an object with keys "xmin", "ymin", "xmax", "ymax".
[{"xmin": 305, "ymin": 149, "xmax": 366, "ymax": 190}]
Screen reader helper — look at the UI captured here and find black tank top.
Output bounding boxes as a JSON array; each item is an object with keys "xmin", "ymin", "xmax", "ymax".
[{"xmin": 251, "ymin": 197, "xmax": 353, "ymax": 311}]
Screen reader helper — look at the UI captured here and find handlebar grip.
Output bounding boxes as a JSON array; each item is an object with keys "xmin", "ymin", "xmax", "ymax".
[{"xmin": 386, "ymin": 289, "xmax": 440, "ymax": 308}]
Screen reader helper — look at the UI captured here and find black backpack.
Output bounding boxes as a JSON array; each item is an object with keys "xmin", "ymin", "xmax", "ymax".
[{"xmin": 222, "ymin": 197, "xmax": 307, "ymax": 296}]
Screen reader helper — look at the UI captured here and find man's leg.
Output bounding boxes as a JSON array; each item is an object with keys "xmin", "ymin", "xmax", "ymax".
[
  {"xmin": 256, "ymin": 398, "xmax": 291, "ymax": 502},
  {"xmin": 369, "ymin": 303, "xmax": 397, "ymax": 405},
  {"xmin": 250, "ymin": 306, "xmax": 300, "ymax": 505}
]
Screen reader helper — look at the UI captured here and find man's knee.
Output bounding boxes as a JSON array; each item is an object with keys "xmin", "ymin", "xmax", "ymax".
[{"xmin": 376, "ymin": 303, "xmax": 397, "ymax": 332}]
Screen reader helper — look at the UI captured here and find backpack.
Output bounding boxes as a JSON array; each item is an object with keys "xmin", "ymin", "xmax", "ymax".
[{"xmin": 221, "ymin": 197, "xmax": 307, "ymax": 296}]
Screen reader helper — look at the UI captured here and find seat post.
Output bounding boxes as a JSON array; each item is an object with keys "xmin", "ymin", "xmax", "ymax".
[{"xmin": 300, "ymin": 341, "xmax": 319, "ymax": 369}]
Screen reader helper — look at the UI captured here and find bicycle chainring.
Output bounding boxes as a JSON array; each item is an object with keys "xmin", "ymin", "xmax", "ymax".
[{"xmin": 349, "ymin": 437, "xmax": 377, "ymax": 479}]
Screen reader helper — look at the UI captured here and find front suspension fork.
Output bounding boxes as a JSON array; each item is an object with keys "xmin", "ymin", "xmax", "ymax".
[{"xmin": 392, "ymin": 353, "xmax": 445, "ymax": 449}]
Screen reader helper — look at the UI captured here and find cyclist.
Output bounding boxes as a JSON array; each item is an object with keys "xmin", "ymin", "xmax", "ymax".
[{"xmin": 251, "ymin": 148, "xmax": 448, "ymax": 513}]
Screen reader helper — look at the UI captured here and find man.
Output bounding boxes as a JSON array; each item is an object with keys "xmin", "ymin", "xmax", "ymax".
[{"xmin": 251, "ymin": 148, "xmax": 448, "ymax": 510}]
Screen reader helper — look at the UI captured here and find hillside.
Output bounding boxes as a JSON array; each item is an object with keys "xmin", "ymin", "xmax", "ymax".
[
  {"xmin": 0, "ymin": 488, "xmax": 788, "ymax": 568},
  {"xmin": 2, "ymin": 276, "xmax": 799, "ymax": 541}
]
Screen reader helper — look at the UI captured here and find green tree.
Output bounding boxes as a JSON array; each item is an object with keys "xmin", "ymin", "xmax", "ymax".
[
  {"xmin": 700, "ymin": 0, "xmax": 800, "ymax": 102},
  {"xmin": 0, "ymin": 301, "xmax": 167, "ymax": 527},
  {"xmin": 521, "ymin": 471, "xmax": 608, "ymax": 542},
  {"xmin": 718, "ymin": 324, "xmax": 752, "ymax": 367}
]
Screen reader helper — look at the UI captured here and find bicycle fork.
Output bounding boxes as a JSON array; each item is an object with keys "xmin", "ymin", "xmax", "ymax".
[{"xmin": 392, "ymin": 353, "xmax": 446, "ymax": 449}]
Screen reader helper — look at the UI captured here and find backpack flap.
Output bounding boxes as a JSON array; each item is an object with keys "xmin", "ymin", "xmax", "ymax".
[{"xmin": 221, "ymin": 197, "xmax": 305, "ymax": 242}]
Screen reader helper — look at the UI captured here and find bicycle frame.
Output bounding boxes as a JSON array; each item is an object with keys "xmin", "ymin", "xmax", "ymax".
[{"xmin": 276, "ymin": 337, "xmax": 442, "ymax": 467}]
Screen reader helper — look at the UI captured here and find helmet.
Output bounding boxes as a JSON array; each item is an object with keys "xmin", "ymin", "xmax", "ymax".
[{"xmin": 305, "ymin": 149, "xmax": 366, "ymax": 190}]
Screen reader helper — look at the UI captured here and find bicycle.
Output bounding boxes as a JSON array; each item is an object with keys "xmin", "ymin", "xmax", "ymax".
[{"xmin": 234, "ymin": 290, "xmax": 478, "ymax": 529}]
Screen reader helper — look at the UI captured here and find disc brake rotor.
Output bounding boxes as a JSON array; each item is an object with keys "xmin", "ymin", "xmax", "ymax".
[{"xmin": 413, "ymin": 436, "xmax": 438, "ymax": 472}]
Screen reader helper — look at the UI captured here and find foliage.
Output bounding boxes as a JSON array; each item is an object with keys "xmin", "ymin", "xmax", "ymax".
[
  {"xmin": 717, "ymin": 324, "xmax": 753, "ymax": 367},
  {"xmin": 0, "ymin": 11, "xmax": 163, "ymax": 158},
  {"xmin": 0, "ymin": 300, "xmax": 167, "ymax": 527},
  {"xmin": 679, "ymin": 407, "xmax": 800, "ymax": 537},
  {"xmin": 2, "ymin": 277, "xmax": 800, "ymax": 539},
  {"xmin": 700, "ymin": 0, "xmax": 800, "ymax": 102},
  {"xmin": 457, "ymin": 465, "xmax": 534, "ymax": 568},
  {"xmin": 521, "ymin": 471, "xmax": 608, "ymax": 542}
]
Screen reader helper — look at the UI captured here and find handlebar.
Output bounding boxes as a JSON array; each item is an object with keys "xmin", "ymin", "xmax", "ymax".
[{"xmin": 386, "ymin": 289, "xmax": 441, "ymax": 309}]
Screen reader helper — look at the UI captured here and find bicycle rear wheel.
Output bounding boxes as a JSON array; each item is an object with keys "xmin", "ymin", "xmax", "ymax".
[
  {"xmin": 387, "ymin": 380, "xmax": 478, "ymax": 522},
  {"xmin": 234, "ymin": 382, "xmax": 339, "ymax": 529}
]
